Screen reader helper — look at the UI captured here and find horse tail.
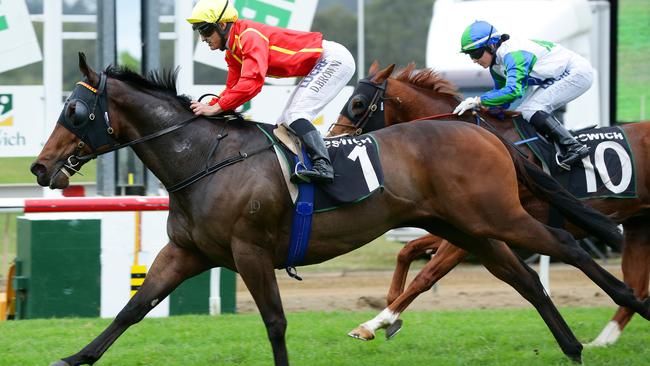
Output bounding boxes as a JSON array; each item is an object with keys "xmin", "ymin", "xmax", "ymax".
[{"xmin": 509, "ymin": 151, "xmax": 623, "ymax": 249}]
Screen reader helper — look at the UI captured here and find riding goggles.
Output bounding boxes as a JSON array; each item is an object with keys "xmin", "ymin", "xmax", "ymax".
[
  {"xmin": 466, "ymin": 47, "xmax": 485, "ymax": 60},
  {"xmin": 192, "ymin": 0, "xmax": 231, "ymax": 38},
  {"xmin": 193, "ymin": 22, "xmax": 216, "ymax": 38}
]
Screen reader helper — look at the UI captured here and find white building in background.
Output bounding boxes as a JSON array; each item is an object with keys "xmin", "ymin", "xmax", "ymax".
[{"xmin": 426, "ymin": 0, "xmax": 611, "ymax": 130}]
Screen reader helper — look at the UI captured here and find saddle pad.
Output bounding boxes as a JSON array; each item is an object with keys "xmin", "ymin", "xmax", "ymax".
[
  {"xmin": 319, "ymin": 134, "xmax": 384, "ymax": 210},
  {"xmin": 513, "ymin": 118, "xmax": 637, "ymax": 199},
  {"xmin": 258, "ymin": 124, "xmax": 384, "ymax": 212}
]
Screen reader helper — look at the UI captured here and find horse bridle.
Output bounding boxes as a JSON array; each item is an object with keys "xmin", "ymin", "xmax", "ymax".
[
  {"xmin": 58, "ymin": 74, "xmax": 114, "ymax": 151},
  {"xmin": 56, "ymin": 74, "xmax": 272, "ymax": 192},
  {"xmin": 57, "ymin": 73, "xmax": 203, "ymax": 174},
  {"xmin": 332, "ymin": 78, "xmax": 388, "ymax": 136},
  {"xmin": 57, "ymin": 73, "xmax": 116, "ymax": 177}
]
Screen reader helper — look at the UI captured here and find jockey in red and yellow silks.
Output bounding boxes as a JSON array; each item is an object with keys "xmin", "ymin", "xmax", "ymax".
[
  {"xmin": 187, "ymin": 0, "xmax": 355, "ymax": 184},
  {"xmin": 217, "ymin": 20, "xmax": 324, "ymax": 111}
]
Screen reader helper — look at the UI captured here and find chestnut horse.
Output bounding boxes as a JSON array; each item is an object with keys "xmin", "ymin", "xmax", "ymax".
[
  {"xmin": 331, "ymin": 62, "xmax": 650, "ymax": 347},
  {"xmin": 33, "ymin": 54, "xmax": 646, "ymax": 365}
]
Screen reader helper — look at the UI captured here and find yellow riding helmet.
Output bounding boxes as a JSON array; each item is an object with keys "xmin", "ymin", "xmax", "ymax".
[{"xmin": 186, "ymin": 0, "xmax": 238, "ymax": 25}]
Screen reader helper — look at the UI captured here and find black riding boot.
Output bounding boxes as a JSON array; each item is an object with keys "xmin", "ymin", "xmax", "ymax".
[
  {"xmin": 289, "ymin": 118, "xmax": 334, "ymax": 184},
  {"xmin": 529, "ymin": 111, "xmax": 590, "ymax": 168}
]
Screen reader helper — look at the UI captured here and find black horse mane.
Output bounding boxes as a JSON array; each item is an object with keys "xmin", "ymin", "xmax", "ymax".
[
  {"xmin": 105, "ymin": 65, "xmax": 192, "ymax": 109},
  {"xmin": 393, "ymin": 63, "xmax": 462, "ymax": 98}
]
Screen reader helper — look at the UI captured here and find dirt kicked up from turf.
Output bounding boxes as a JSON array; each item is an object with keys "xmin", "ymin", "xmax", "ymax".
[{"xmin": 236, "ymin": 263, "xmax": 623, "ymax": 313}]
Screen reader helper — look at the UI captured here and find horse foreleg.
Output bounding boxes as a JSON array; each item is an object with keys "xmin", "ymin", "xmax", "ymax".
[
  {"xmin": 49, "ymin": 243, "xmax": 212, "ymax": 366},
  {"xmin": 231, "ymin": 239, "xmax": 288, "ymax": 366},
  {"xmin": 386, "ymin": 234, "xmax": 445, "ymax": 305},
  {"xmin": 424, "ymin": 221, "xmax": 584, "ymax": 362},
  {"xmin": 588, "ymin": 219, "xmax": 650, "ymax": 347},
  {"xmin": 349, "ymin": 240, "xmax": 468, "ymax": 341}
]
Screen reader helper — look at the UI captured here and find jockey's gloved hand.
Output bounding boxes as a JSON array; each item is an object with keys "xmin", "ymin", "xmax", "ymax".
[{"xmin": 453, "ymin": 96, "xmax": 481, "ymax": 115}]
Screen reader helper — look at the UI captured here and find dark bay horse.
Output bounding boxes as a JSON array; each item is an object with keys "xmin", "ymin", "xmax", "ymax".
[
  {"xmin": 331, "ymin": 62, "xmax": 650, "ymax": 347},
  {"xmin": 31, "ymin": 54, "xmax": 647, "ymax": 365}
]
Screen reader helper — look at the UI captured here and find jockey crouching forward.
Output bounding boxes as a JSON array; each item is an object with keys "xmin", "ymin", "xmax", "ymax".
[
  {"xmin": 453, "ymin": 20, "xmax": 592, "ymax": 169},
  {"xmin": 187, "ymin": 0, "xmax": 356, "ymax": 183}
]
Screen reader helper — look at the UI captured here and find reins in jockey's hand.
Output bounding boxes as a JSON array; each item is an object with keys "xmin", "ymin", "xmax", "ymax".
[
  {"xmin": 198, "ymin": 93, "xmax": 220, "ymax": 104},
  {"xmin": 469, "ymin": 111, "xmax": 530, "ymax": 159}
]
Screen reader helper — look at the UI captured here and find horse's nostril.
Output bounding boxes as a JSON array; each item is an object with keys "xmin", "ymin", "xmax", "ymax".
[{"xmin": 30, "ymin": 162, "xmax": 46, "ymax": 177}]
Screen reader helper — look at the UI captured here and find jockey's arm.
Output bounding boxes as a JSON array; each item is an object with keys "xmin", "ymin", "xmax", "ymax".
[
  {"xmin": 216, "ymin": 31, "xmax": 269, "ymax": 111},
  {"xmin": 480, "ymin": 50, "xmax": 535, "ymax": 108},
  {"xmin": 207, "ymin": 55, "xmax": 241, "ymax": 107}
]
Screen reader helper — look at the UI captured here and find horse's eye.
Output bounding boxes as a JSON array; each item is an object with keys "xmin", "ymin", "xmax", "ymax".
[
  {"xmin": 350, "ymin": 95, "xmax": 367, "ymax": 116},
  {"xmin": 65, "ymin": 102, "xmax": 76, "ymax": 120},
  {"xmin": 69, "ymin": 100, "xmax": 89, "ymax": 128}
]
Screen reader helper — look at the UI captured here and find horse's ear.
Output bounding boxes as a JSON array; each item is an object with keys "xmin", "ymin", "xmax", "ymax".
[
  {"xmin": 78, "ymin": 52, "xmax": 99, "ymax": 84},
  {"xmin": 371, "ymin": 64, "xmax": 396, "ymax": 84},
  {"xmin": 368, "ymin": 60, "xmax": 380, "ymax": 76}
]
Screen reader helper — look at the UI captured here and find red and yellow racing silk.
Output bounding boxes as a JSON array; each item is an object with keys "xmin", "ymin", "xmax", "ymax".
[{"xmin": 214, "ymin": 20, "xmax": 323, "ymax": 111}]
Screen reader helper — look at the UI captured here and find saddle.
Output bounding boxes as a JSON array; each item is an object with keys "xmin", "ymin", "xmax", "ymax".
[
  {"xmin": 273, "ymin": 125, "xmax": 301, "ymax": 155},
  {"xmin": 258, "ymin": 124, "xmax": 385, "ymax": 211}
]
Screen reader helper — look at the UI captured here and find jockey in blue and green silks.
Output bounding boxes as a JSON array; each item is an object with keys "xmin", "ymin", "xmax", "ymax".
[{"xmin": 454, "ymin": 20, "xmax": 592, "ymax": 169}]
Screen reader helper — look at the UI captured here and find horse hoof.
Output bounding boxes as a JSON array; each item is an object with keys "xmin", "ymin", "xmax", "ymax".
[
  {"xmin": 49, "ymin": 361, "xmax": 72, "ymax": 366},
  {"xmin": 568, "ymin": 353, "xmax": 582, "ymax": 364},
  {"xmin": 348, "ymin": 325, "xmax": 375, "ymax": 341},
  {"xmin": 385, "ymin": 319, "xmax": 403, "ymax": 340}
]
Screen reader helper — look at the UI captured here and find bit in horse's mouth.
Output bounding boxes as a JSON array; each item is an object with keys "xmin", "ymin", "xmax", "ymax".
[{"xmin": 48, "ymin": 160, "xmax": 72, "ymax": 189}]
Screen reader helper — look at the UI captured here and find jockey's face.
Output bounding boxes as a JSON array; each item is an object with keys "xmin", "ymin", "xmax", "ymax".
[
  {"xmin": 472, "ymin": 49, "xmax": 493, "ymax": 68},
  {"xmin": 199, "ymin": 23, "xmax": 227, "ymax": 51}
]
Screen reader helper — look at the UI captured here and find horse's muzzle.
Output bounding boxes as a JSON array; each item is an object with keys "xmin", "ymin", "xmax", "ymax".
[
  {"xmin": 30, "ymin": 161, "xmax": 71, "ymax": 189},
  {"xmin": 30, "ymin": 161, "xmax": 49, "ymax": 187}
]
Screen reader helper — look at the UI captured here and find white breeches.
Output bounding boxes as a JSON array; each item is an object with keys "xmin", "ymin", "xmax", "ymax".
[
  {"xmin": 517, "ymin": 54, "xmax": 594, "ymax": 122},
  {"xmin": 277, "ymin": 40, "xmax": 356, "ymax": 127}
]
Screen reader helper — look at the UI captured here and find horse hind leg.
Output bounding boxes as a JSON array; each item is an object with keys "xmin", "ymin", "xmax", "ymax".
[
  {"xmin": 544, "ymin": 225, "xmax": 650, "ymax": 320},
  {"xmin": 588, "ymin": 218, "xmax": 650, "ymax": 347},
  {"xmin": 449, "ymin": 220, "xmax": 584, "ymax": 361},
  {"xmin": 492, "ymin": 214, "xmax": 650, "ymax": 322},
  {"xmin": 49, "ymin": 243, "xmax": 212, "ymax": 366}
]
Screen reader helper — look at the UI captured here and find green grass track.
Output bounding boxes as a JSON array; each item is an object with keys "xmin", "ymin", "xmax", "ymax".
[{"xmin": 1, "ymin": 307, "xmax": 648, "ymax": 365}]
